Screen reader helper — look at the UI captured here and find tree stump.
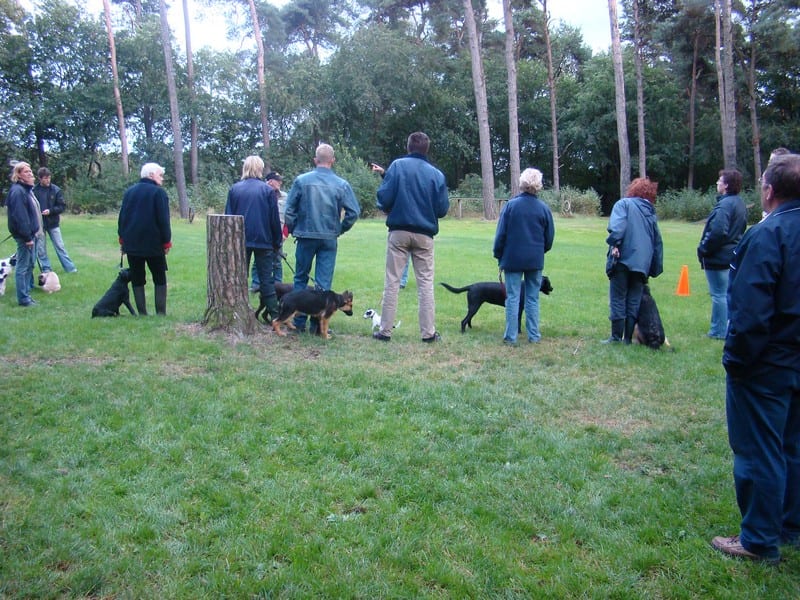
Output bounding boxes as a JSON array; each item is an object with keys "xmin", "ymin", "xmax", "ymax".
[{"xmin": 202, "ymin": 214, "xmax": 259, "ymax": 335}]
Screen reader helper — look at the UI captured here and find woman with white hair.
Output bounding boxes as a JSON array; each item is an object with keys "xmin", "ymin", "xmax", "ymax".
[{"xmin": 493, "ymin": 168, "xmax": 555, "ymax": 344}]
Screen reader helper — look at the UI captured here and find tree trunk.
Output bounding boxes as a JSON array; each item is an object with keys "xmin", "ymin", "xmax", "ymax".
[
  {"xmin": 203, "ymin": 214, "xmax": 259, "ymax": 335},
  {"xmin": 632, "ymin": 0, "xmax": 646, "ymax": 178},
  {"xmin": 747, "ymin": 1, "xmax": 761, "ymax": 187},
  {"xmin": 183, "ymin": 0, "xmax": 199, "ymax": 185},
  {"xmin": 463, "ymin": 0, "xmax": 496, "ymax": 220},
  {"xmin": 248, "ymin": 0, "xmax": 270, "ymax": 153},
  {"xmin": 159, "ymin": 0, "xmax": 190, "ymax": 218},
  {"xmin": 503, "ymin": 0, "xmax": 520, "ymax": 197},
  {"xmin": 541, "ymin": 0, "xmax": 560, "ymax": 194},
  {"xmin": 608, "ymin": 0, "xmax": 630, "ymax": 196},
  {"xmin": 103, "ymin": 0, "xmax": 129, "ymax": 177},
  {"xmin": 687, "ymin": 32, "xmax": 700, "ymax": 190},
  {"xmin": 715, "ymin": 0, "xmax": 737, "ymax": 169}
]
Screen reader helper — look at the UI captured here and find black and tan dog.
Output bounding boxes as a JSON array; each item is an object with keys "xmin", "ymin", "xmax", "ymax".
[
  {"xmin": 441, "ymin": 276, "xmax": 553, "ymax": 333},
  {"xmin": 271, "ymin": 288, "xmax": 354, "ymax": 339},
  {"xmin": 633, "ymin": 285, "xmax": 670, "ymax": 349},
  {"xmin": 92, "ymin": 268, "xmax": 136, "ymax": 317},
  {"xmin": 254, "ymin": 282, "xmax": 295, "ymax": 323}
]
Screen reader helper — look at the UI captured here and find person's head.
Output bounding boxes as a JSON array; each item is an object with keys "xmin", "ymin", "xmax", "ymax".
[
  {"xmin": 140, "ymin": 162, "xmax": 165, "ymax": 185},
  {"xmin": 10, "ymin": 161, "xmax": 34, "ymax": 186},
  {"xmin": 407, "ymin": 132, "xmax": 430, "ymax": 156},
  {"xmin": 265, "ymin": 171, "xmax": 283, "ymax": 190},
  {"xmin": 626, "ymin": 177, "xmax": 658, "ymax": 203},
  {"xmin": 37, "ymin": 167, "xmax": 52, "ymax": 185},
  {"xmin": 717, "ymin": 169, "xmax": 742, "ymax": 195},
  {"xmin": 314, "ymin": 144, "xmax": 335, "ymax": 168},
  {"xmin": 769, "ymin": 147, "xmax": 790, "ymax": 164},
  {"xmin": 519, "ymin": 168, "xmax": 544, "ymax": 194},
  {"xmin": 241, "ymin": 155, "xmax": 265, "ymax": 180},
  {"xmin": 761, "ymin": 153, "xmax": 800, "ymax": 213}
]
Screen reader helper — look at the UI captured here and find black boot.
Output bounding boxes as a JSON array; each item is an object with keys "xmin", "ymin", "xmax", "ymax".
[
  {"xmin": 133, "ymin": 285, "xmax": 147, "ymax": 316},
  {"xmin": 602, "ymin": 319, "xmax": 624, "ymax": 344},
  {"xmin": 308, "ymin": 317, "xmax": 320, "ymax": 336},
  {"xmin": 623, "ymin": 317, "xmax": 636, "ymax": 345},
  {"xmin": 259, "ymin": 293, "xmax": 280, "ymax": 323},
  {"xmin": 155, "ymin": 284, "xmax": 167, "ymax": 315}
]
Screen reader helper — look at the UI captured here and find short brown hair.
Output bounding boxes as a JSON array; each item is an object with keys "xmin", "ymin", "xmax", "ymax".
[
  {"xmin": 625, "ymin": 177, "xmax": 658, "ymax": 203},
  {"xmin": 719, "ymin": 169, "xmax": 742, "ymax": 195},
  {"xmin": 407, "ymin": 132, "xmax": 430, "ymax": 155}
]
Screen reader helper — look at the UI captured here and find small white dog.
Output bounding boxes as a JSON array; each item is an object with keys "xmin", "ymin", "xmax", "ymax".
[
  {"xmin": 0, "ymin": 254, "xmax": 16, "ymax": 296},
  {"xmin": 363, "ymin": 308, "xmax": 400, "ymax": 332},
  {"xmin": 38, "ymin": 271, "xmax": 61, "ymax": 293}
]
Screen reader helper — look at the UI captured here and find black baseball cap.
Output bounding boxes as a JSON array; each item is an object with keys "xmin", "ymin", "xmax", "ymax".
[{"xmin": 265, "ymin": 171, "xmax": 283, "ymax": 182}]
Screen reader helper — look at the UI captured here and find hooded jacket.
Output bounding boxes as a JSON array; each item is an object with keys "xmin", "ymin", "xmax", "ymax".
[{"xmin": 606, "ymin": 196, "xmax": 663, "ymax": 278}]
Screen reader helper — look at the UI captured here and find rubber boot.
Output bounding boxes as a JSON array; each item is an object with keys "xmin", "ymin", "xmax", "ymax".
[
  {"xmin": 623, "ymin": 317, "xmax": 636, "ymax": 345},
  {"xmin": 308, "ymin": 317, "xmax": 320, "ymax": 336},
  {"xmin": 155, "ymin": 284, "xmax": 167, "ymax": 315},
  {"xmin": 602, "ymin": 319, "xmax": 624, "ymax": 344},
  {"xmin": 133, "ymin": 285, "xmax": 148, "ymax": 316},
  {"xmin": 260, "ymin": 293, "xmax": 280, "ymax": 323}
]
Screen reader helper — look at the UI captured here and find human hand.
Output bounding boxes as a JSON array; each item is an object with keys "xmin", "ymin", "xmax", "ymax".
[{"xmin": 42, "ymin": 209, "xmax": 50, "ymax": 216}]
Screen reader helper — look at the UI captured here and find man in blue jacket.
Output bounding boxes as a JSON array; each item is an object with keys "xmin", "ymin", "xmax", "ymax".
[
  {"xmin": 712, "ymin": 153, "xmax": 800, "ymax": 564},
  {"xmin": 284, "ymin": 143, "xmax": 360, "ymax": 335},
  {"xmin": 33, "ymin": 167, "xmax": 78, "ymax": 274},
  {"xmin": 374, "ymin": 132, "xmax": 450, "ymax": 343}
]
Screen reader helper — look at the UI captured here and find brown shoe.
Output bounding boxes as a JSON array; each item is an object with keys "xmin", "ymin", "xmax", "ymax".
[{"xmin": 711, "ymin": 535, "xmax": 780, "ymax": 564}]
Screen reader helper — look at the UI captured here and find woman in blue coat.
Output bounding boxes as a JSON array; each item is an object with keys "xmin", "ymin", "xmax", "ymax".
[{"xmin": 493, "ymin": 168, "xmax": 555, "ymax": 344}]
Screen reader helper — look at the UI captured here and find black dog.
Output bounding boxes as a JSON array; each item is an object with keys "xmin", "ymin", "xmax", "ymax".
[
  {"xmin": 271, "ymin": 288, "xmax": 354, "ymax": 339},
  {"xmin": 634, "ymin": 284, "xmax": 669, "ymax": 349},
  {"xmin": 92, "ymin": 269, "xmax": 136, "ymax": 317},
  {"xmin": 254, "ymin": 282, "xmax": 295, "ymax": 323},
  {"xmin": 441, "ymin": 276, "xmax": 553, "ymax": 333}
]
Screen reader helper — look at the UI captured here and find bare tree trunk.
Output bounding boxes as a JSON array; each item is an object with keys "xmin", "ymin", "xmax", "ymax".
[
  {"xmin": 687, "ymin": 32, "xmax": 700, "ymax": 189},
  {"xmin": 715, "ymin": 0, "xmax": 737, "ymax": 168},
  {"xmin": 541, "ymin": 0, "xmax": 560, "ymax": 194},
  {"xmin": 159, "ymin": 0, "xmax": 189, "ymax": 218},
  {"xmin": 632, "ymin": 0, "xmax": 646, "ymax": 177},
  {"xmin": 203, "ymin": 214, "xmax": 259, "ymax": 334},
  {"xmin": 183, "ymin": 0, "xmax": 198, "ymax": 185},
  {"xmin": 103, "ymin": 0, "xmax": 129, "ymax": 176},
  {"xmin": 248, "ymin": 0, "xmax": 270, "ymax": 153},
  {"xmin": 463, "ymin": 0, "xmax": 497, "ymax": 220},
  {"xmin": 747, "ymin": 1, "xmax": 761, "ymax": 186},
  {"xmin": 503, "ymin": 0, "xmax": 520, "ymax": 197},
  {"xmin": 608, "ymin": 0, "xmax": 630, "ymax": 196}
]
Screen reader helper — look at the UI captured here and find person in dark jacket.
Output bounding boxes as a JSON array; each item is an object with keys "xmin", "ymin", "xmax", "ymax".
[
  {"xmin": 118, "ymin": 163, "xmax": 172, "ymax": 315},
  {"xmin": 603, "ymin": 177, "xmax": 663, "ymax": 344},
  {"xmin": 225, "ymin": 156, "xmax": 282, "ymax": 322},
  {"xmin": 697, "ymin": 169, "xmax": 747, "ymax": 339},
  {"xmin": 284, "ymin": 143, "xmax": 360, "ymax": 334},
  {"xmin": 6, "ymin": 161, "xmax": 42, "ymax": 306},
  {"xmin": 711, "ymin": 153, "xmax": 800, "ymax": 564},
  {"xmin": 493, "ymin": 168, "xmax": 555, "ymax": 344},
  {"xmin": 33, "ymin": 167, "xmax": 78, "ymax": 274},
  {"xmin": 374, "ymin": 132, "xmax": 450, "ymax": 343}
]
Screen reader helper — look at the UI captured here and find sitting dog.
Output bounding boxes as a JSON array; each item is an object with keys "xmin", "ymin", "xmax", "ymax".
[
  {"xmin": 254, "ymin": 282, "xmax": 303, "ymax": 323},
  {"xmin": 0, "ymin": 254, "xmax": 16, "ymax": 296},
  {"xmin": 38, "ymin": 271, "xmax": 61, "ymax": 293},
  {"xmin": 272, "ymin": 288, "xmax": 353, "ymax": 339},
  {"xmin": 363, "ymin": 308, "xmax": 400, "ymax": 332},
  {"xmin": 91, "ymin": 269, "xmax": 136, "ymax": 317},
  {"xmin": 440, "ymin": 276, "xmax": 553, "ymax": 333},
  {"xmin": 633, "ymin": 285, "xmax": 670, "ymax": 349}
]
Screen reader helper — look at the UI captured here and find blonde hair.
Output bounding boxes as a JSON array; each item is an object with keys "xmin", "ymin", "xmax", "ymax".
[
  {"xmin": 10, "ymin": 162, "xmax": 31, "ymax": 183},
  {"xmin": 519, "ymin": 168, "xmax": 543, "ymax": 194},
  {"xmin": 241, "ymin": 155, "xmax": 265, "ymax": 180}
]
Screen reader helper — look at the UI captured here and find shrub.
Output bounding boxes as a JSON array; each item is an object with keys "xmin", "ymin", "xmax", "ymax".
[
  {"xmin": 655, "ymin": 188, "xmax": 714, "ymax": 221},
  {"xmin": 540, "ymin": 186, "xmax": 601, "ymax": 217}
]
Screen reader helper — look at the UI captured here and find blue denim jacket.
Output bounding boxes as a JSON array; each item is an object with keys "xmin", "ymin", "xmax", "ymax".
[{"xmin": 284, "ymin": 167, "xmax": 360, "ymax": 240}]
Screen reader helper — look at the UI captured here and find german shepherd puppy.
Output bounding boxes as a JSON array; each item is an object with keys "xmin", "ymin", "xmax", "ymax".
[
  {"xmin": 92, "ymin": 269, "xmax": 136, "ymax": 317},
  {"xmin": 271, "ymin": 288, "xmax": 354, "ymax": 339},
  {"xmin": 440, "ymin": 276, "xmax": 553, "ymax": 333}
]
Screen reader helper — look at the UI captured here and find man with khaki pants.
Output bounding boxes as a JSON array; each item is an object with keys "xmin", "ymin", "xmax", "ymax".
[{"xmin": 374, "ymin": 132, "xmax": 450, "ymax": 343}]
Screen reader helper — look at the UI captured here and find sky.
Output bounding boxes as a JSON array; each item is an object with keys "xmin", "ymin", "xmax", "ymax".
[{"xmin": 21, "ymin": 0, "xmax": 612, "ymax": 54}]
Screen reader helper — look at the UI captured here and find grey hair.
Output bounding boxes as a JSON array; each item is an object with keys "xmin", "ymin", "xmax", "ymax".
[
  {"xmin": 314, "ymin": 143, "xmax": 335, "ymax": 165},
  {"xmin": 519, "ymin": 168, "xmax": 543, "ymax": 194},
  {"xmin": 140, "ymin": 162, "xmax": 165, "ymax": 179},
  {"xmin": 241, "ymin": 155, "xmax": 265, "ymax": 180}
]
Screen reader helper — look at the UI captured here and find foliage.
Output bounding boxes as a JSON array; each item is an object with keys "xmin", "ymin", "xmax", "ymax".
[
  {"xmin": 3, "ymin": 216, "xmax": 800, "ymax": 597},
  {"xmin": 540, "ymin": 186, "xmax": 602, "ymax": 217},
  {"xmin": 655, "ymin": 187, "xmax": 715, "ymax": 222}
]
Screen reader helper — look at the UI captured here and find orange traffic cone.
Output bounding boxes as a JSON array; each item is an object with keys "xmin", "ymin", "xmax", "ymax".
[{"xmin": 676, "ymin": 264, "xmax": 690, "ymax": 296}]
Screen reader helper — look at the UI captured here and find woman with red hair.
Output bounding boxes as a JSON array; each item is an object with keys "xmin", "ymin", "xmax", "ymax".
[{"xmin": 603, "ymin": 177, "xmax": 664, "ymax": 344}]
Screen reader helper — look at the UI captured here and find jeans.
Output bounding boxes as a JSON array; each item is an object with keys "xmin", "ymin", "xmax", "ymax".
[
  {"xmin": 37, "ymin": 227, "xmax": 77, "ymax": 273},
  {"xmin": 379, "ymin": 230, "xmax": 436, "ymax": 339},
  {"xmin": 726, "ymin": 365, "xmax": 800, "ymax": 559},
  {"xmin": 705, "ymin": 268, "xmax": 729, "ymax": 338},
  {"xmin": 251, "ymin": 249, "xmax": 283, "ymax": 288},
  {"xmin": 14, "ymin": 238, "xmax": 35, "ymax": 305},
  {"xmin": 400, "ymin": 258, "xmax": 411, "ymax": 288},
  {"xmin": 503, "ymin": 270, "xmax": 543, "ymax": 343},
  {"xmin": 608, "ymin": 265, "xmax": 645, "ymax": 321},
  {"xmin": 293, "ymin": 237, "xmax": 337, "ymax": 329},
  {"xmin": 248, "ymin": 248, "xmax": 276, "ymax": 305}
]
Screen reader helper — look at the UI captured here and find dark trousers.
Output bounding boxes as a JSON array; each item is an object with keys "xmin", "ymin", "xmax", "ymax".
[
  {"xmin": 248, "ymin": 248, "xmax": 276, "ymax": 302},
  {"xmin": 608, "ymin": 265, "xmax": 644, "ymax": 321},
  {"xmin": 127, "ymin": 254, "xmax": 167, "ymax": 286},
  {"xmin": 726, "ymin": 364, "xmax": 800, "ymax": 558}
]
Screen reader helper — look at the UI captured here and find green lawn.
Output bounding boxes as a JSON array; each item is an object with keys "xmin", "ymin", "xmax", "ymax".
[{"xmin": 1, "ymin": 214, "xmax": 798, "ymax": 598}]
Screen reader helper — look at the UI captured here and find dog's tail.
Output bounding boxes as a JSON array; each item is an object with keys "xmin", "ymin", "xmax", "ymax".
[{"xmin": 440, "ymin": 282, "xmax": 470, "ymax": 294}]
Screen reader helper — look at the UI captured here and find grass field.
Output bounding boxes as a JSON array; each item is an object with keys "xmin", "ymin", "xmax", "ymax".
[{"xmin": 1, "ymin": 214, "xmax": 798, "ymax": 598}]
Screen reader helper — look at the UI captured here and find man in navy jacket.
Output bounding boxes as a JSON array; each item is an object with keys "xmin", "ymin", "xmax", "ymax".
[{"xmin": 712, "ymin": 153, "xmax": 800, "ymax": 563}]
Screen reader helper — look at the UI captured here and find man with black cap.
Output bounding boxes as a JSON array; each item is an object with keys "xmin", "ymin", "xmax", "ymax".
[{"xmin": 251, "ymin": 171, "xmax": 287, "ymax": 290}]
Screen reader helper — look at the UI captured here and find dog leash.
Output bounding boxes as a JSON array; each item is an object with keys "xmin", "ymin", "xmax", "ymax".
[
  {"xmin": 279, "ymin": 249, "xmax": 323, "ymax": 290},
  {"xmin": 0, "ymin": 233, "xmax": 13, "ymax": 246}
]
